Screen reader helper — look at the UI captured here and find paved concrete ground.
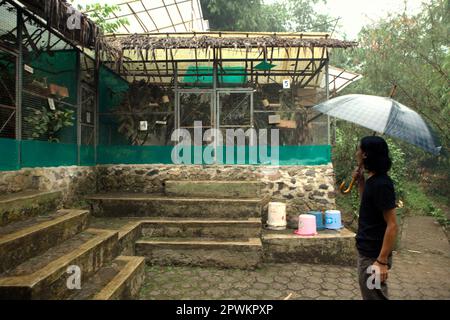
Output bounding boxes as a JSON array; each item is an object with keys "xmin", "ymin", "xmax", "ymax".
[
  {"xmin": 139, "ymin": 216, "xmax": 450, "ymax": 300},
  {"xmin": 139, "ymin": 250, "xmax": 450, "ymax": 300},
  {"xmin": 400, "ymin": 216, "xmax": 450, "ymax": 257}
]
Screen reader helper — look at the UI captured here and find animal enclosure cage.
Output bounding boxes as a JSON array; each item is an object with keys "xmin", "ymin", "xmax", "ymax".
[
  {"xmin": 96, "ymin": 31, "xmax": 358, "ymax": 164},
  {"xmin": 0, "ymin": 0, "xmax": 358, "ymax": 170},
  {"xmin": 0, "ymin": 0, "xmax": 96, "ymax": 169}
]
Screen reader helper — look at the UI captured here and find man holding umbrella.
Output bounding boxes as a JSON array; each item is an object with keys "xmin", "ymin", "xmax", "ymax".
[
  {"xmin": 313, "ymin": 93, "xmax": 441, "ymax": 299},
  {"xmin": 353, "ymin": 136, "xmax": 398, "ymax": 300}
]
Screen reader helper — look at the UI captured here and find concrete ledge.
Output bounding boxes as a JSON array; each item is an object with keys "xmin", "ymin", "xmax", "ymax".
[
  {"xmin": 140, "ymin": 218, "xmax": 261, "ymax": 239},
  {"xmin": 118, "ymin": 222, "xmax": 142, "ymax": 255},
  {"xmin": 0, "ymin": 209, "xmax": 89, "ymax": 274},
  {"xmin": 87, "ymin": 193, "xmax": 262, "ymax": 219},
  {"xmin": 136, "ymin": 237, "xmax": 262, "ymax": 269},
  {"xmin": 0, "ymin": 190, "xmax": 62, "ymax": 226},
  {"xmin": 93, "ymin": 256, "xmax": 145, "ymax": 300},
  {"xmin": 0, "ymin": 229, "xmax": 118, "ymax": 300},
  {"xmin": 86, "ymin": 217, "xmax": 142, "ymax": 256},
  {"xmin": 165, "ymin": 180, "xmax": 262, "ymax": 198},
  {"xmin": 69, "ymin": 256, "xmax": 145, "ymax": 300},
  {"xmin": 262, "ymin": 228, "xmax": 357, "ymax": 266}
]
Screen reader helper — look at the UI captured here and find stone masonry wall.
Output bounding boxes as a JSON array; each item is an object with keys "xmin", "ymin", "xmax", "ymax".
[
  {"xmin": 0, "ymin": 164, "xmax": 337, "ymax": 225},
  {"xmin": 96, "ymin": 164, "xmax": 337, "ymax": 228},
  {"xmin": 0, "ymin": 166, "xmax": 96, "ymax": 206}
]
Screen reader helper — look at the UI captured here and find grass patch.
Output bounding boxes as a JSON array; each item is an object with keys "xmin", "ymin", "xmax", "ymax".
[
  {"xmin": 403, "ymin": 181, "xmax": 449, "ymax": 227},
  {"xmin": 403, "ymin": 181, "xmax": 432, "ymax": 215}
]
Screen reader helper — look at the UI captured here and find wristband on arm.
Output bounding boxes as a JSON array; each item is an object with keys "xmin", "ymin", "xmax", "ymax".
[{"xmin": 376, "ymin": 259, "xmax": 388, "ymax": 266}]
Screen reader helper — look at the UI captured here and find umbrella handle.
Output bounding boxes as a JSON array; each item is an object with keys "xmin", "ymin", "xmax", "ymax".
[
  {"xmin": 389, "ymin": 84, "xmax": 398, "ymax": 98},
  {"xmin": 339, "ymin": 177, "xmax": 356, "ymax": 194},
  {"xmin": 339, "ymin": 165, "xmax": 362, "ymax": 194}
]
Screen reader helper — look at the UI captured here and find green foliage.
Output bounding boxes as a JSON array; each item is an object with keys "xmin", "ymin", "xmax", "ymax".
[
  {"xmin": 77, "ymin": 3, "xmax": 129, "ymax": 34},
  {"xmin": 281, "ymin": 0, "xmax": 336, "ymax": 32},
  {"xmin": 402, "ymin": 181, "xmax": 449, "ymax": 227},
  {"xmin": 200, "ymin": 0, "xmax": 337, "ymax": 32},
  {"xmin": 331, "ymin": 0, "xmax": 449, "ymax": 152},
  {"xmin": 331, "ymin": 1, "xmax": 448, "ymax": 225},
  {"xmin": 332, "ymin": 124, "xmax": 364, "ymax": 183},
  {"xmin": 429, "ymin": 206, "xmax": 449, "ymax": 227},
  {"xmin": 200, "ymin": 0, "xmax": 264, "ymax": 32},
  {"xmin": 385, "ymin": 138, "xmax": 406, "ymax": 197},
  {"xmin": 24, "ymin": 106, "xmax": 75, "ymax": 143}
]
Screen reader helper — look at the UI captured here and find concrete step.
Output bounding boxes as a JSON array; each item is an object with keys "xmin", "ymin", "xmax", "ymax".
[
  {"xmin": 0, "ymin": 228, "xmax": 118, "ymax": 300},
  {"xmin": 140, "ymin": 218, "xmax": 261, "ymax": 240},
  {"xmin": 87, "ymin": 193, "xmax": 262, "ymax": 219},
  {"xmin": 0, "ymin": 190, "xmax": 62, "ymax": 226},
  {"xmin": 70, "ymin": 256, "xmax": 145, "ymax": 300},
  {"xmin": 0, "ymin": 209, "xmax": 89, "ymax": 274},
  {"xmin": 88, "ymin": 217, "xmax": 143, "ymax": 255},
  {"xmin": 262, "ymin": 228, "xmax": 357, "ymax": 266},
  {"xmin": 165, "ymin": 180, "xmax": 262, "ymax": 198},
  {"xmin": 135, "ymin": 237, "xmax": 262, "ymax": 269}
]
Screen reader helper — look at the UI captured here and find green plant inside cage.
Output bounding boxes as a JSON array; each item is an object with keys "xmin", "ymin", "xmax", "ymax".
[{"xmin": 24, "ymin": 106, "xmax": 75, "ymax": 143}]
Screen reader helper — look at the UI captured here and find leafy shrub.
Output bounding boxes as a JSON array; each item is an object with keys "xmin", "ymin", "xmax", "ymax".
[{"xmin": 24, "ymin": 106, "xmax": 74, "ymax": 143}]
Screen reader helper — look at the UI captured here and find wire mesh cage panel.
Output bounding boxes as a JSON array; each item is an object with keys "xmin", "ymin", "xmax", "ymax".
[
  {"xmin": 178, "ymin": 92, "xmax": 212, "ymax": 146},
  {"xmin": 80, "ymin": 53, "xmax": 96, "ymax": 163},
  {"xmin": 0, "ymin": 2, "xmax": 17, "ymax": 50},
  {"xmin": 217, "ymin": 91, "xmax": 253, "ymax": 149},
  {"xmin": 0, "ymin": 49, "xmax": 16, "ymax": 139},
  {"xmin": 20, "ymin": 14, "xmax": 78, "ymax": 145},
  {"xmin": 98, "ymin": 69, "xmax": 175, "ymax": 147},
  {"xmin": 80, "ymin": 53, "xmax": 95, "ymax": 86},
  {"xmin": 80, "ymin": 85, "xmax": 95, "ymax": 145},
  {"xmin": 309, "ymin": 111, "xmax": 329, "ymax": 145},
  {"xmin": 179, "ymin": 92, "xmax": 212, "ymax": 128},
  {"xmin": 0, "ymin": 0, "xmax": 18, "ymax": 141},
  {"xmin": 21, "ymin": 93, "xmax": 77, "ymax": 143},
  {"xmin": 252, "ymin": 84, "xmax": 329, "ymax": 146},
  {"xmin": 218, "ymin": 92, "xmax": 251, "ymax": 127}
]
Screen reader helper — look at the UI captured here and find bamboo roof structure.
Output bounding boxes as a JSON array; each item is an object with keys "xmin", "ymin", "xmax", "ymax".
[
  {"xmin": 108, "ymin": 32, "xmax": 357, "ymax": 50},
  {"xmin": 7, "ymin": 0, "xmax": 359, "ymax": 88},
  {"xmin": 104, "ymin": 31, "xmax": 358, "ymax": 86}
]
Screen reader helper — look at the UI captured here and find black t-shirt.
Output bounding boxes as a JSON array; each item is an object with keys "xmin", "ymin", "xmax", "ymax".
[{"xmin": 356, "ymin": 173, "xmax": 396, "ymax": 258}]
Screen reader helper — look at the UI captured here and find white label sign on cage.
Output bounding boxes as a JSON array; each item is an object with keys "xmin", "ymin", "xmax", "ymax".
[
  {"xmin": 24, "ymin": 64, "xmax": 34, "ymax": 74},
  {"xmin": 86, "ymin": 112, "xmax": 91, "ymax": 124},
  {"xmin": 47, "ymin": 98, "xmax": 56, "ymax": 110},
  {"xmin": 283, "ymin": 79, "xmax": 290, "ymax": 89},
  {"xmin": 139, "ymin": 121, "xmax": 148, "ymax": 131},
  {"xmin": 268, "ymin": 114, "xmax": 281, "ymax": 124},
  {"xmin": 155, "ymin": 120, "xmax": 167, "ymax": 125}
]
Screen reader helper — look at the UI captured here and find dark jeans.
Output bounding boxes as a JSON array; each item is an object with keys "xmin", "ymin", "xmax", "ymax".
[{"xmin": 357, "ymin": 254, "xmax": 393, "ymax": 300}]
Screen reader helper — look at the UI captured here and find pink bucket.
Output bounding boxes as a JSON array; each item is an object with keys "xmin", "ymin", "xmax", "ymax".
[{"xmin": 294, "ymin": 214, "xmax": 317, "ymax": 236}]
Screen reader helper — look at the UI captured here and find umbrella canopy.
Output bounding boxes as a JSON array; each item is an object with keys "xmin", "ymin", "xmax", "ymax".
[{"xmin": 313, "ymin": 94, "xmax": 441, "ymax": 155}]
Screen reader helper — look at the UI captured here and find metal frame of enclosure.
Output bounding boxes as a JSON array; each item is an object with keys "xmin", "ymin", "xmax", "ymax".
[
  {"xmin": 0, "ymin": 0, "xmax": 358, "ymax": 171},
  {"xmin": 102, "ymin": 31, "xmax": 357, "ymax": 149},
  {"xmin": 0, "ymin": 0, "xmax": 103, "ymax": 170}
]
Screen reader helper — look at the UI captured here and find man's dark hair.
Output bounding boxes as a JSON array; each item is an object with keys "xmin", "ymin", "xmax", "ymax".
[{"xmin": 360, "ymin": 136, "xmax": 392, "ymax": 174}]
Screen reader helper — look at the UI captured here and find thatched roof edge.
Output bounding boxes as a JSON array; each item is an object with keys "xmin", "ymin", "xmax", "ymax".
[
  {"xmin": 109, "ymin": 34, "xmax": 358, "ymax": 51},
  {"xmin": 16, "ymin": 0, "xmax": 118, "ymax": 55}
]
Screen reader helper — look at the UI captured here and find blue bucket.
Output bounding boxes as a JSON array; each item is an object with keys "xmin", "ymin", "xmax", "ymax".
[
  {"xmin": 325, "ymin": 210, "xmax": 343, "ymax": 230},
  {"xmin": 308, "ymin": 211, "xmax": 325, "ymax": 231}
]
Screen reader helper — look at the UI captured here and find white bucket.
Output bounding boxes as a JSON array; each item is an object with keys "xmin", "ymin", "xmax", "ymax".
[{"xmin": 267, "ymin": 202, "xmax": 287, "ymax": 230}]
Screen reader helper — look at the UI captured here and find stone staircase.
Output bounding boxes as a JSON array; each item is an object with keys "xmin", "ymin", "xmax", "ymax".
[
  {"xmin": 87, "ymin": 181, "xmax": 265, "ymax": 269},
  {"xmin": 0, "ymin": 191, "xmax": 145, "ymax": 300}
]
